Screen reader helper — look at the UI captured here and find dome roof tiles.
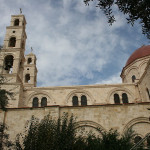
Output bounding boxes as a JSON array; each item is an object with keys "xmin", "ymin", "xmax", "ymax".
[{"xmin": 125, "ymin": 45, "xmax": 150, "ymax": 67}]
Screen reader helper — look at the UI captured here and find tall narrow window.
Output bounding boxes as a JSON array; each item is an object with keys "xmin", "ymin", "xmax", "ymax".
[
  {"xmin": 81, "ymin": 95, "xmax": 87, "ymax": 106},
  {"xmin": 4, "ymin": 55, "xmax": 14, "ymax": 73},
  {"xmin": 132, "ymin": 75, "xmax": 136, "ymax": 83},
  {"xmin": 14, "ymin": 19, "xmax": 19, "ymax": 26},
  {"xmin": 9, "ymin": 37, "xmax": 16, "ymax": 47},
  {"xmin": 122, "ymin": 93, "xmax": 129, "ymax": 103},
  {"xmin": 114, "ymin": 94, "xmax": 120, "ymax": 104},
  {"xmin": 27, "ymin": 58, "xmax": 32, "ymax": 64},
  {"xmin": 32, "ymin": 97, "xmax": 38, "ymax": 107},
  {"xmin": 72, "ymin": 96, "xmax": 78, "ymax": 106},
  {"xmin": 41, "ymin": 97, "xmax": 47, "ymax": 107},
  {"xmin": 21, "ymin": 41, "xmax": 24, "ymax": 48},
  {"xmin": 25, "ymin": 74, "xmax": 30, "ymax": 83},
  {"xmin": 147, "ymin": 88, "xmax": 150, "ymax": 100}
]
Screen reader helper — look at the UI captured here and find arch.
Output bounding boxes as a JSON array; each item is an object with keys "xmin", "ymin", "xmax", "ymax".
[
  {"xmin": 9, "ymin": 37, "xmax": 16, "ymax": 47},
  {"xmin": 114, "ymin": 93, "xmax": 120, "ymax": 104},
  {"xmin": 107, "ymin": 87, "xmax": 134, "ymax": 103},
  {"xmin": 123, "ymin": 117, "xmax": 150, "ymax": 133},
  {"xmin": 27, "ymin": 58, "xmax": 32, "ymax": 64},
  {"xmin": 126, "ymin": 66, "xmax": 139, "ymax": 75},
  {"xmin": 139, "ymin": 60, "xmax": 149, "ymax": 73},
  {"xmin": 26, "ymin": 91, "xmax": 55, "ymax": 106},
  {"xmin": 72, "ymin": 96, "xmax": 78, "ymax": 106},
  {"xmin": 122, "ymin": 93, "xmax": 129, "ymax": 103},
  {"xmin": 66, "ymin": 89, "xmax": 95, "ymax": 104},
  {"xmin": 125, "ymin": 66, "xmax": 140, "ymax": 83},
  {"xmin": 41, "ymin": 97, "xmax": 47, "ymax": 107},
  {"xmin": 75, "ymin": 120, "xmax": 106, "ymax": 132},
  {"xmin": 4, "ymin": 55, "xmax": 14, "ymax": 73},
  {"xmin": 25, "ymin": 74, "xmax": 30, "ymax": 83},
  {"xmin": 81, "ymin": 95, "xmax": 87, "ymax": 106},
  {"xmin": 14, "ymin": 19, "xmax": 19, "ymax": 26},
  {"xmin": 32, "ymin": 97, "xmax": 39, "ymax": 107},
  {"xmin": 132, "ymin": 75, "xmax": 136, "ymax": 83}
]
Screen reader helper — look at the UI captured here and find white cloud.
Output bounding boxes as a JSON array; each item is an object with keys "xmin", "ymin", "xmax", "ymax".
[{"xmin": 96, "ymin": 72, "xmax": 122, "ymax": 84}]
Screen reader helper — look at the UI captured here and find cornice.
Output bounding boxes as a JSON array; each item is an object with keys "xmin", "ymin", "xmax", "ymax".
[{"xmin": 25, "ymin": 83, "xmax": 135, "ymax": 91}]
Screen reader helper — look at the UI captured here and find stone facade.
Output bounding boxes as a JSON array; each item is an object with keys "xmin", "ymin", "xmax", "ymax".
[{"xmin": 0, "ymin": 14, "xmax": 150, "ymax": 144}]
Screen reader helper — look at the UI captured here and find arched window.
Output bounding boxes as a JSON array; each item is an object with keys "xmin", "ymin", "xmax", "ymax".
[
  {"xmin": 147, "ymin": 88, "xmax": 150, "ymax": 100},
  {"xmin": 14, "ymin": 19, "xmax": 19, "ymax": 26},
  {"xmin": 81, "ymin": 95, "xmax": 87, "ymax": 106},
  {"xmin": 72, "ymin": 96, "xmax": 78, "ymax": 106},
  {"xmin": 27, "ymin": 58, "xmax": 32, "ymax": 64},
  {"xmin": 132, "ymin": 75, "xmax": 136, "ymax": 83},
  {"xmin": 114, "ymin": 94, "xmax": 120, "ymax": 104},
  {"xmin": 41, "ymin": 97, "xmax": 47, "ymax": 107},
  {"xmin": 134, "ymin": 136, "xmax": 142, "ymax": 144},
  {"xmin": 9, "ymin": 37, "xmax": 16, "ymax": 47},
  {"xmin": 25, "ymin": 74, "xmax": 30, "ymax": 83},
  {"xmin": 4, "ymin": 55, "xmax": 14, "ymax": 73},
  {"xmin": 122, "ymin": 93, "xmax": 129, "ymax": 103},
  {"xmin": 32, "ymin": 97, "xmax": 38, "ymax": 107}
]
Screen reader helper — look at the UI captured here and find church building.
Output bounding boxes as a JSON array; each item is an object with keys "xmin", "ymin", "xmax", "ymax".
[{"xmin": 0, "ymin": 14, "xmax": 150, "ymax": 145}]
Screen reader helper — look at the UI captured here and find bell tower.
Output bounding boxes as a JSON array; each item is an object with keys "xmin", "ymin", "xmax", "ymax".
[
  {"xmin": 0, "ymin": 14, "xmax": 27, "ymax": 108},
  {"xmin": 23, "ymin": 52, "xmax": 37, "ymax": 88},
  {"xmin": 0, "ymin": 15, "xmax": 27, "ymax": 83}
]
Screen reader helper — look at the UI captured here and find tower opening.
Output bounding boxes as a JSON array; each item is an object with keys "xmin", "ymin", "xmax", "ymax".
[
  {"xmin": 14, "ymin": 19, "xmax": 19, "ymax": 26},
  {"xmin": 25, "ymin": 74, "xmax": 30, "ymax": 83},
  {"xmin": 27, "ymin": 58, "xmax": 32, "ymax": 64},
  {"xmin": 132, "ymin": 75, "xmax": 136, "ymax": 83},
  {"xmin": 4, "ymin": 55, "xmax": 14, "ymax": 73},
  {"xmin": 9, "ymin": 37, "xmax": 16, "ymax": 47}
]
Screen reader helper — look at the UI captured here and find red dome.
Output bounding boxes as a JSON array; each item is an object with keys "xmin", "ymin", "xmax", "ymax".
[{"xmin": 125, "ymin": 45, "xmax": 150, "ymax": 67}]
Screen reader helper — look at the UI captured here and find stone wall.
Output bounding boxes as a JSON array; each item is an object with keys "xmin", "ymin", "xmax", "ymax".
[{"xmin": 0, "ymin": 103, "xmax": 150, "ymax": 142}]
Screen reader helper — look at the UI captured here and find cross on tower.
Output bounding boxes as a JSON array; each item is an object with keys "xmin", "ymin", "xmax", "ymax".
[
  {"xmin": 31, "ymin": 47, "xmax": 33, "ymax": 53},
  {"xmin": 20, "ymin": 8, "xmax": 22, "ymax": 14}
]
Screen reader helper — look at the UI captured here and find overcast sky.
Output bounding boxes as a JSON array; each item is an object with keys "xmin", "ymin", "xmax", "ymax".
[{"xmin": 0, "ymin": 0, "xmax": 149, "ymax": 87}]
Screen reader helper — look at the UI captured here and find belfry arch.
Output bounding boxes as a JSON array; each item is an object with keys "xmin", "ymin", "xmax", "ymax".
[
  {"xmin": 4, "ymin": 55, "xmax": 14, "ymax": 73},
  {"xmin": 9, "ymin": 37, "xmax": 16, "ymax": 47}
]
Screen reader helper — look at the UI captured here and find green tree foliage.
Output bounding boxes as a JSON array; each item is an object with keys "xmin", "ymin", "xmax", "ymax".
[
  {"xmin": 0, "ymin": 76, "xmax": 13, "ymax": 111},
  {"xmin": 15, "ymin": 113, "xmax": 138, "ymax": 150},
  {"xmin": 0, "ymin": 123, "xmax": 13, "ymax": 150},
  {"xmin": 84, "ymin": 0, "xmax": 150, "ymax": 39}
]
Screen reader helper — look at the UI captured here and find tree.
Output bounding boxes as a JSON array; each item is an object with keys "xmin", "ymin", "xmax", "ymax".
[
  {"xmin": 0, "ymin": 76, "xmax": 13, "ymax": 111},
  {"xmin": 15, "ymin": 113, "xmax": 137, "ymax": 150},
  {"xmin": 0, "ymin": 123, "xmax": 13, "ymax": 150},
  {"xmin": 84, "ymin": 0, "xmax": 150, "ymax": 40}
]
